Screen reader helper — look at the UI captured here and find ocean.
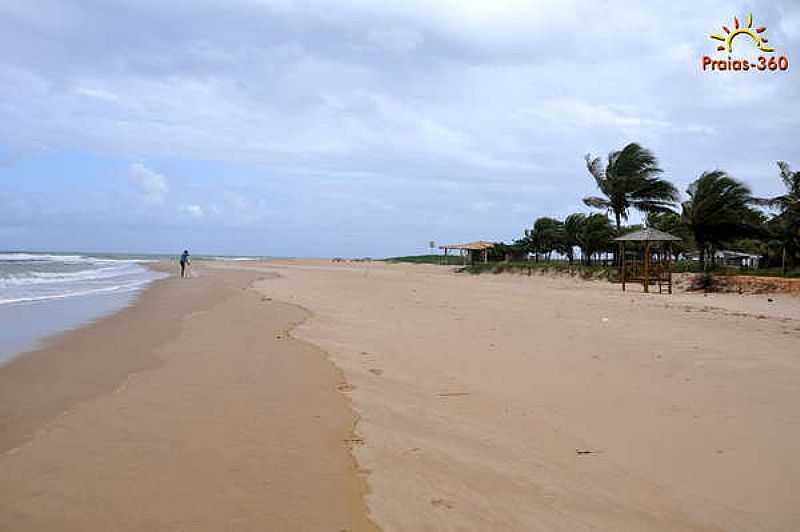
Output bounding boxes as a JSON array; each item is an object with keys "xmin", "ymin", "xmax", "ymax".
[{"xmin": 0, "ymin": 252, "xmax": 169, "ymax": 364}]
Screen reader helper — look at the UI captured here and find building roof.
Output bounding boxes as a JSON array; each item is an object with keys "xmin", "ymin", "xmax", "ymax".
[
  {"xmin": 438, "ymin": 240, "xmax": 495, "ymax": 250},
  {"xmin": 686, "ymin": 249, "xmax": 761, "ymax": 260},
  {"xmin": 717, "ymin": 250, "xmax": 761, "ymax": 259},
  {"xmin": 614, "ymin": 228, "xmax": 682, "ymax": 242}
]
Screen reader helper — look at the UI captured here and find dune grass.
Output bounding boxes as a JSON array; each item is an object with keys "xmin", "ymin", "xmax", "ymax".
[
  {"xmin": 462, "ymin": 261, "xmax": 616, "ymax": 280},
  {"xmin": 384, "ymin": 255, "xmax": 800, "ymax": 283},
  {"xmin": 384, "ymin": 254, "xmax": 465, "ymax": 265}
]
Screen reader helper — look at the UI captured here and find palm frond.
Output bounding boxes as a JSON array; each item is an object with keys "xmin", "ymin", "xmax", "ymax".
[
  {"xmin": 583, "ymin": 196, "xmax": 611, "ymax": 210},
  {"xmin": 584, "ymin": 154, "xmax": 605, "ymax": 188},
  {"xmin": 777, "ymin": 161, "xmax": 797, "ymax": 192}
]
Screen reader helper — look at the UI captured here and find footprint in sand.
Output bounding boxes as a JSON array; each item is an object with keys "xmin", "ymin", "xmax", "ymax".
[
  {"xmin": 369, "ymin": 368, "xmax": 384, "ymax": 376},
  {"xmin": 360, "ymin": 351, "xmax": 377, "ymax": 362},
  {"xmin": 336, "ymin": 383, "xmax": 356, "ymax": 392},
  {"xmin": 431, "ymin": 498, "xmax": 455, "ymax": 509}
]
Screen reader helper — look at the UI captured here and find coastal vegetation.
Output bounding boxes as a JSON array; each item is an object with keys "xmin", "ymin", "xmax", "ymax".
[
  {"xmin": 385, "ymin": 254, "xmax": 464, "ymax": 265},
  {"xmin": 583, "ymin": 143, "xmax": 678, "ymax": 231},
  {"xmin": 388, "ymin": 144, "xmax": 800, "ymax": 278},
  {"xmin": 680, "ymin": 170, "xmax": 763, "ymax": 270}
]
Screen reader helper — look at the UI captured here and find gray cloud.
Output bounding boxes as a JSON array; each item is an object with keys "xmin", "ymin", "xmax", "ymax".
[
  {"xmin": 129, "ymin": 163, "xmax": 168, "ymax": 204},
  {"xmin": 1, "ymin": 0, "xmax": 798, "ymax": 255}
]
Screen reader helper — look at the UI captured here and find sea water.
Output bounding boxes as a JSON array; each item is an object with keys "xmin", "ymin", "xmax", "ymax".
[{"xmin": 0, "ymin": 252, "xmax": 169, "ymax": 364}]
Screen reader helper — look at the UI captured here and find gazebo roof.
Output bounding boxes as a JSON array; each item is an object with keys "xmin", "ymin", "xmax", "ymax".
[
  {"xmin": 438, "ymin": 240, "xmax": 495, "ymax": 250},
  {"xmin": 614, "ymin": 228, "xmax": 682, "ymax": 242}
]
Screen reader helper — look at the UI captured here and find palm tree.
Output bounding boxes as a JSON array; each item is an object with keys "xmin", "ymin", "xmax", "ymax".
[
  {"xmin": 584, "ymin": 143, "xmax": 678, "ymax": 230},
  {"xmin": 681, "ymin": 170, "xmax": 760, "ymax": 270},
  {"xmin": 771, "ymin": 161, "xmax": 800, "ymax": 212},
  {"xmin": 763, "ymin": 161, "xmax": 800, "ymax": 273}
]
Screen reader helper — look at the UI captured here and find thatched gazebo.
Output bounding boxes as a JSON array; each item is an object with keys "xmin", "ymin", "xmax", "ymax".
[
  {"xmin": 439, "ymin": 241, "xmax": 495, "ymax": 265},
  {"xmin": 614, "ymin": 228, "xmax": 681, "ymax": 294}
]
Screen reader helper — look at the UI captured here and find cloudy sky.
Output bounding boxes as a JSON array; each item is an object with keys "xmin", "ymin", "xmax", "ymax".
[{"xmin": 1, "ymin": 1, "xmax": 798, "ymax": 257}]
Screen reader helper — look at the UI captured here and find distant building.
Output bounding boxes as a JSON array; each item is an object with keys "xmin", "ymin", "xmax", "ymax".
[
  {"xmin": 438, "ymin": 241, "xmax": 495, "ymax": 264},
  {"xmin": 687, "ymin": 250, "xmax": 761, "ymax": 269}
]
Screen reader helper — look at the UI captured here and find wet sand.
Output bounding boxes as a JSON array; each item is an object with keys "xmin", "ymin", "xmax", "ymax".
[
  {"xmin": 244, "ymin": 259, "xmax": 800, "ymax": 532},
  {"xmin": 0, "ymin": 263, "xmax": 376, "ymax": 531}
]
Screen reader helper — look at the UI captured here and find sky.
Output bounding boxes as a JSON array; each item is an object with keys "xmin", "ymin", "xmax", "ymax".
[{"xmin": 1, "ymin": 0, "xmax": 798, "ymax": 257}]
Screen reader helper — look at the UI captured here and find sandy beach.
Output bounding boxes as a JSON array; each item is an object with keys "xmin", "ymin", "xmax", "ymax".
[
  {"xmin": 6, "ymin": 0, "xmax": 798, "ymax": 529},
  {"xmin": 247, "ymin": 259, "xmax": 800, "ymax": 532},
  {"xmin": 0, "ymin": 264, "xmax": 375, "ymax": 531},
  {"xmin": 2, "ymin": 259, "xmax": 799, "ymax": 531}
]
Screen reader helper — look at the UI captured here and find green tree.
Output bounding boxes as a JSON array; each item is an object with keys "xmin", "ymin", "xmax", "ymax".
[
  {"xmin": 562, "ymin": 213, "xmax": 586, "ymax": 264},
  {"xmin": 681, "ymin": 170, "xmax": 760, "ymax": 270},
  {"xmin": 530, "ymin": 217, "xmax": 565, "ymax": 261},
  {"xmin": 488, "ymin": 240, "xmax": 528, "ymax": 262},
  {"xmin": 584, "ymin": 142, "xmax": 678, "ymax": 231},
  {"xmin": 646, "ymin": 211, "xmax": 693, "ymax": 260},
  {"xmin": 770, "ymin": 162, "xmax": 800, "ymax": 215},
  {"xmin": 762, "ymin": 161, "xmax": 800, "ymax": 273},
  {"xmin": 576, "ymin": 214, "xmax": 615, "ymax": 265}
]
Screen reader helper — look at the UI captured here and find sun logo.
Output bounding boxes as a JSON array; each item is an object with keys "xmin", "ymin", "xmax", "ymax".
[{"xmin": 710, "ymin": 13, "xmax": 774, "ymax": 53}]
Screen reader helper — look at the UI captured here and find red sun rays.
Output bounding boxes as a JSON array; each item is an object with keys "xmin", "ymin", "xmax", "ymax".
[{"xmin": 713, "ymin": 13, "xmax": 769, "ymax": 51}]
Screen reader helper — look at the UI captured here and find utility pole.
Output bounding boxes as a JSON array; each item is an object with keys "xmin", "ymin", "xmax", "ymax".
[{"xmin": 782, "ymin": 245, "xmax": 787, "ymax": 276}]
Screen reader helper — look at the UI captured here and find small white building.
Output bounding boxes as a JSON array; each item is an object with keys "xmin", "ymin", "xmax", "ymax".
[
  {"xmin": 715, "ymin": 250, "xmax": 761, "ymax": 269},
  {"xmin": 688, "ymin": 250, "xmax": 761, "ymax": 269}
]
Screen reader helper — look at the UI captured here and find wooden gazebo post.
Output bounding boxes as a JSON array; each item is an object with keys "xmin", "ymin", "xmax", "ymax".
[
  {"xmin": 643, "ymin": 241, "xmax": 650, "ymax": 293},
  {"xmin": 667, "ymin": 242, "xmax": 673, "ymax": 294},
  {"xmin": 621, "ymin": 242, "xmax": 626, "ymax": 292}
]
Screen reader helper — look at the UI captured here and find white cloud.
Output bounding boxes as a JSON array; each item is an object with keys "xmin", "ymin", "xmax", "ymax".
[
  {"xmin": 367, "ymin": 27, "xmax": 424, "ymax": 53},
  {"xmin": 2, "ymin": 0, "xmax": 794, "ymax": 180},
  {"xmin": 527, "ymin": 98, "xmax": 671, "ymax": 130},
  {"xmin": 471, "ymin": 200, "xmax": 495, "ymax": 213},
  {"xmin": 129, "ymin": 163, "xmax": 168, "ymax": 204},
  {"xmin": 180, "ymin": 204, "xmax": 204, "ymax": 218},
  {"xmin": 0, "ymin": 0, "xmax": 798, "ymax": 255},
  {"xmin": 685, "ymin": 124, "xmax": 717, "ymax": 136},
  {"xmin": 73, "ymin": 86, "xmax": 119, "ymax": 102},
  {"xmin": 779, "ymin": 5, "xmax": 800, "ymax": 39}
]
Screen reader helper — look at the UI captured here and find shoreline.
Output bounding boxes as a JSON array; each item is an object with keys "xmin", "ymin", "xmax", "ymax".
[
  {"xmin": 0, "ymin": 260, "xmax": 167, "ymax": 366},
  {"xmin": 0, "ymin": 262, "xmax": 377, "ymax": 531},
  {"xmin": 0, "ymin": 267, "xmax": 176, "ymax": 453}
]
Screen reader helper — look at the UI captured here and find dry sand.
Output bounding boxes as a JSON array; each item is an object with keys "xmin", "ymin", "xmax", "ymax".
[
  {"xmin": 235, "ymin": 259, "xmax": 800, "ymax": 532},
  {"xmin": 0, "ymin": 264, "xmax": 376, "ymax": 531},
  {"xmin": 3, "ymin": 258, "xmax": 799, "ymax": 531}
]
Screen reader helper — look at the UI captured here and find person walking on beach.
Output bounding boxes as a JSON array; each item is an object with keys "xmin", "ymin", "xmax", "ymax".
[{"xmin": 179, "ymin": 250, "xmax": 191, "ymax": 278}]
